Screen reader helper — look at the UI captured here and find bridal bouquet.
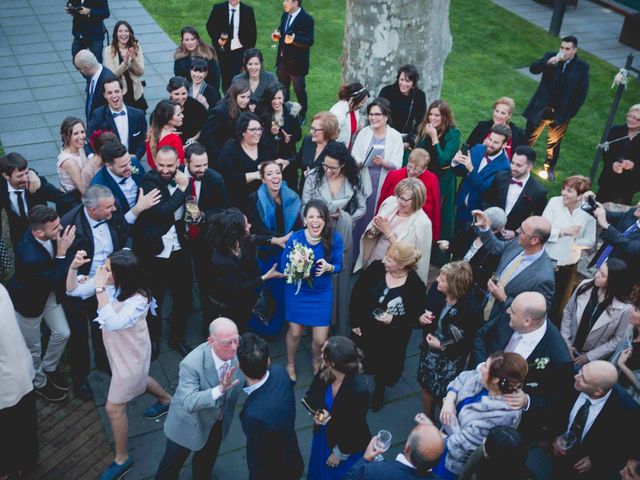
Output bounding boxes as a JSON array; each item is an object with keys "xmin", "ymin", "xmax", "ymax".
[{"xmin": 284, "ymin": 241, "xmax": 314, "ymax": 294}]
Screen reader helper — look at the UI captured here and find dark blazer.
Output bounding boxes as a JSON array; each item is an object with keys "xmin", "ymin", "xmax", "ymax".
[
  {"xmin": 466, "ymin": 120, "xmax": 524, "ymax": 157},
  {"xmin": 482, "ymin": 170, "xmax": 548, "ymax": 231},
  {"xmin": 8, "ymin": 231, "xmax": 67, "ymax": 317},
  {"xmin": 275, "ymin": 8, "xmax": 314, "ymax": 76},
  {"xmin": 201, "ymin": 101, "xmax": 238, "ymax": 164},
  {"xmin": 90, "ymin": 158, "xmax": 146, "ymax": 214},
  {"xmin": 346, "ymin": 457, "xmax": 440, "ymax": 480},
  {"xmin": 71, "ymin": 0, "xmax": 109, "ymax": 40},
  {"xmin": 597, "ymin": 124, "xmax": 640, "ymax": 204},
  {"xmin": 240, "ymin": 364, "xmax": 304, "ymax": 480},
  {"xmin": 449, "ymin": 225, "xmax": 502, "ymax": 290},
  {"xmin": 290, "ymin": 136, "xmax": 330, "ymax": 193},
  {"xmin": 523, "ymin": 52, "xmax": 589, "ymax": 125},
  {"xmin": 590, "ymin": 208, "xmax": 640, "ymax": 279},
  {"xmin": 87, "ymin": 104, "xmax": 147, "ymax": 160},
  {"xmin": 132, "ymin": 170, "xmax": 187, "ymax": 258},
  {"xmin": 206, "ymin": 1, "xmax": 257, "ymax": 52},
  {"xmin": 191, "ymin": 168, "xmax": 230, "ymax": 216},
  {"xmin": 61, "ymin": 203, "xmax": 131, "ymax": 276},
  {"xmin": 378, "ymin": 84, "xmax": 427, "ymax": 145},
  {"xmin": 471, "ymin": 316, "xmax": 573, "ymax": 439},
  {"xmin": 304, "ymin": 372, "xmax": 371, "ymax": 455},
  {"xmin": 86, "ymin": 66, "xmax": 114, "ymax": 121},
  {"xmin": 0, "ymin": 175, "xmax": 68, "ymax": 247}
]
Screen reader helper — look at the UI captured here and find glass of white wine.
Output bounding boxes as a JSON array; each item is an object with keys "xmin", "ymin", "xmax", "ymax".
[
  {"xmin": 185, "ymin": 196, "xmax": 201, "ymax": 224},
  {"xmin": 373, "ymin": 430, "xmax": 392, "ymax": 462}
]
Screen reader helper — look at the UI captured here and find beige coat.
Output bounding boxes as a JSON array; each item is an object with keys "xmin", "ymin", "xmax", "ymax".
[
  {"xmin": 561, "ymin": 279, "xmax": 631, "ymax": 361},
  {"xmin": 102, "ymin": 44, "xmax": 145, "ymax": 100}
]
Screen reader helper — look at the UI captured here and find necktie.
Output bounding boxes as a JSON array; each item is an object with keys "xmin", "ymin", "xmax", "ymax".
[
  {"xmin": 504, "ymin": 333, "xmax": 522, "ymax": 353},
  {"xmin": 14, "ymin": 190, "xmax": 27, "ymax": 219},
  {"xmin": 510, "ymin": 178, "xmax": 523, "ymax": 187},
  {"xmin": 93, "ymin": 220, "xmax": 107, "ymax": 229},
  {"xmin": 112, "ymin": 111, "xmax": 126, "ymax": 117},
  {"xmin": 285, "ymin": 13, "xmax": 293, "ymax": 31},
  {"xmin": 595, "ymin": 222, "xmax": 639, "ymax": 268},
  {"xmin": 484, "ymin": 254, "xmax": 525, "ymax": 320},
  {"xmin": 219, "ymin": 361, "xmax": 230, "ymax": 414},
  {"xmin": 229, "ymin": 8, "xmax": 236, "ymax": 39},
  {"xmin": 188, "ymin": 177, "xmax": 201, "ymax": 240},
  {"xmin": 569, "ymin": 398, "xmax": 591, "ymax": 442},
  {"xmin": 484, "ymin": 155, "xmax": 492, "ymax": 164},
  {"xmin": 87, "ymin": 79, "xmax": 96, "ymax": 119}
]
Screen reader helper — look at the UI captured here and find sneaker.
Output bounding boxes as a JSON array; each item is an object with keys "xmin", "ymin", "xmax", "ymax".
[
  {"xmin": 45, "ymin": 369, "xmax": 70, "ymax": 391},
  {"xmin": 35, "ymin": 382, "xmax": 67, "ymax": 402},
  {"xmin": 98, "ymin": 457, "xmax": 134, "ymax": 480},
  {"xmin": 143, "ymin": 401, "xmax": 170, "ymax": 420},
  {"xmin": 73, "ymin": 380, "xmax": 94, "ymax": 401}
]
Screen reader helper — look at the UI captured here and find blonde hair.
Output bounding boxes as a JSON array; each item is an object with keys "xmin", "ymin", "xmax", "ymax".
[
  {"xmin": 394, "ymin": 177, "xmax": 426, "ymax": 213},
  {"xmin": 407, "ymin": 148, "xmax": 430, "ymax": 169},
  {"xmin": 629, "ymin": 104, "xmax": 640, "ymax": 113},
  {"xmin": 311, "ymin": 112, "xmax": 339, "ymax": 141},
  {"xmin": 387, "ymin": 241, "xmax": 422, "ymax": 271},
  {"xmin": 439, "ymin": 261, "xmax": 473, "ymax": 300},
  {"xmin": 493, "ymin": 96, "xmax": 515, "ymax": 114}
]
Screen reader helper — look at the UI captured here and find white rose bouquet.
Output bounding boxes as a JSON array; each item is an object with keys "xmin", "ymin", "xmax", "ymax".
[{"xmin": 284, "ymin": 241, "xmax": 314, "ymax": 294}]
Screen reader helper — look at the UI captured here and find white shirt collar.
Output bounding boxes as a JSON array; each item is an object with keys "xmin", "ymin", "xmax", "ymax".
[
  {"xmin": 512, "ymin": 173, "xmax": 530, "ymax": 186},
  {"xmin": 34, "ymin": 236, "xmax": 53, "ymax": 254},
  {"xmin": 243, "ymin": 370, "xmax": 270, "ymax": 395},
  {"xmin": 106, "ymin": 166, "xmax": 128, "ymax": 184},
  {"xmin": 518, "ymin": 320, "xmax": 547, "ymax": 347},
  {"xmin": 211, "ymin": 348, "xmax": 230, "ymax": 373},
  {"xmin": 522, "ymin": 248, "xmax": 544, "ymax": 261},
  {"xmin": 90, "ymin": 65, "xmax": 103, "ymax": 86},
  {"xmin": 109, "ymin": 105, "xmax": 127, "ymax": 115},
  {"xmin": 578, "ymin": 389, "xmax": 611, "ymax": 409},
  {"xmin": 395, "ymin": 453, "xmax": 416, "ymax": 469},
  {"xmin": 7, "ymin": 182, "xmax": 23, "ymax": 193},
  {"xmin": 84, "ymin": 208, "xmax": 105, "ymax": 228}
]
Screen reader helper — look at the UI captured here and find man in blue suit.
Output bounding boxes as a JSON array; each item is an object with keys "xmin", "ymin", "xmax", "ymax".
[
  {"xmin": 237, "ymin": 333, "xmax": 304, "ymax": 480},
  {"xmin": 453, "ymin": 123, "xmax": 512, "ymax": 234},
  {"xmin": 87, "ymin": 77, "xmax": 147, "ymax": 161},
  {"xmin": 73, "ymin": 49, "xmax": 114, "ymax": 121}
]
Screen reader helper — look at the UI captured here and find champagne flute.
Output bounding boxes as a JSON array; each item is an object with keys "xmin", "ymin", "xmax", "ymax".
[
  {"xmin": 557, "ymin": 431, "xmax": 577, "ymax": 451},
  {"xmin": 185, "ymin": 195, "xmax": 201, "ymax": 223},
  {"xmin": 373, "ymin": 430, "xmax": 392, "ymax": 462}
]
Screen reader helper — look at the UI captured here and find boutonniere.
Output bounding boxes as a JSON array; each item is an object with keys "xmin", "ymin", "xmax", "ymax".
[
  {"xmin": 530, "ymin": 357, "xmax": 549, "ymax": 370},
  {"xmin": 130, "ymin": 165, "xmax": 140, "ymax": 175}
]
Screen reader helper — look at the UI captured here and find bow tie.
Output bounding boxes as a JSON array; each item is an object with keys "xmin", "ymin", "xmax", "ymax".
[
  {"xmin": 93, "ymin": 220, "xmax": 107, "ymax": 228},
  {"xmin": 168, "ymin": 180, "xmax": 177, "ymax": 188},
  {"xmin": 112, "ymin": 111, "xmax": 126, "ymax": 117},
  {"xmin": 510, "ymin": 179, "xmax": 523, "ymax": 187}
]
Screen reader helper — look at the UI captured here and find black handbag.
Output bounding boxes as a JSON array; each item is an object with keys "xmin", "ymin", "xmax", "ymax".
[{"xmin": 252, "ymin": 288, "xmax": 277, "ymax": 325}]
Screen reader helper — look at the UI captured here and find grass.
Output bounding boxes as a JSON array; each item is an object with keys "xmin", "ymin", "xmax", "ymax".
[{"xmin": 139, "ymin": 0, "xmax": 640, "ymax": 197}]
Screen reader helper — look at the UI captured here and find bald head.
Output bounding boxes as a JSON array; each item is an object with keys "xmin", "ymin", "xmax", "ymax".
[
  {"xmin": 519, "ymin": 216, "xmax": 551, "ymax": 254},
  {"xmin": 404, "ymin": 424, "xmax": 444, "ymax": 473},
  {"xmin": 74, "ymin": 49, "xmax": 100, "ymax": 76},
  {"xmin": 576, "ymin": 360, "xmax": 618, "ymax": 398},
  {"xmin": 508, "ymin": 292, "xmax": 547, "ymax": 334},
  {"xmin": 520, "ymin": 292, "xmax": 547, "ymax": 324},
  {"xmin": 209, "ymin": 317, "xmax": 238, "ymax": 337}
]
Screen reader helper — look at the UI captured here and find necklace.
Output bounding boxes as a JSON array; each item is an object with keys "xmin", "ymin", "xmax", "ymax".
[
  {"xmin": 388, "ymin": 271, "xmax": 408, "ymax": 279},
  {"xmin": 306, "ymin": 233, "xmax": 322, "ymax": 242}
]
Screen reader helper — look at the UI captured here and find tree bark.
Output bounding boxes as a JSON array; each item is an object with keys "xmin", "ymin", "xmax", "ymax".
[{"xmin": 342, "ymin": 0, "xmax": 452, "ymax": 105}]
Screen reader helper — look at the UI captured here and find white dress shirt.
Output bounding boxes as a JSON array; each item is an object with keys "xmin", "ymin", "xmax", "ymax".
[
  {"xmin": 106, "ymin": 167, "xmax": 139, "ymax": 224},
  {"xmin": 566, "ymin": 390, "xmax": 611, "ymax": 441},
  {"xmin": 110, "ymin": 106, "xmax": 129, "ymax": 150},
  {"xmin": 228, "ymin": 3, "xmax": 243, "ymax": 50},
  {"xmin": 243, "ymin": 370, "xmax": 270, "ymax": 395},
  {"xmin": 6, "ymin": 182, "xmax": 27, "ymax": 217},
  {"xmin": 89, "ymin": 65, "xmax": 103, "ymax": 96},
  {"xmin": 156, "ymin": 184, "xmax": 183, "ymax": 259},
  {"xmin": 464, "ymin": 150, "xmax": 502, "ymax": 205},
  {"xmin": 210, "ymin": 348, "xmax": 232, "ymax": 401},
  {"xmin": 34, "ymin": 237, "xmax": 54, "ymax": 258},
  {"xmin": 395, "ymin": 453, "xmax": 416, "ymax": 469},
  {"xmin": 505, "ymin": 320, "xmax": 547, "ymax": 360},
  {"xmin": 84, "ymin": 209, "xmax": 114, "ymax": 277},
  {"xmin": 285, "ymin": 8, "xmax": 301, "ymax": 32},
  {"xmin": 505, "ymin": 174, "xmax": 529, "ymax": 216},
  {"xmin": 185, "ymin": 169, "xmax": 202, "ymax": 200}
]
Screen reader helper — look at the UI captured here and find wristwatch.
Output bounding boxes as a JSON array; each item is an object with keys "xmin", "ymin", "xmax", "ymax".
[{"xmin": 95, "ymin": 286, "xmax": 106, "ymax": 294}]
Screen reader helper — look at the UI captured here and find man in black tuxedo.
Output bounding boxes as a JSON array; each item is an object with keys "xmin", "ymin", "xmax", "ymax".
[
  {"xmin": 67, "ymin": 0, "xmax": 109, "ymax": 63},
  {"xmin": 471, "ymin": 292, "xmax": 573, "ymax": 440},
  {"xmin": 8, "ymin": 206, "xmax": 75, "ymax": 402},
  {"xmin": 184, "ymin": 142, "xmax": 229, "ymax": 331},
  {"xmin": 207, "ymin": 0, "xmax": 257, "ymax": 91},
  {"xmin": 482, "ymin": 145, "xmax": 548, "ymax": 237},
  {"xmin": 133, "ymin": 146, "xmax": 193, "ymax": 357},
  {"xmin": 237, "ymin": 333, "xmax": 303, "ymax": 480},
  {"xmin": 73, "ymin": 49, "xmax": 114, "ymax": 121},
  {"xmin": 524, "ymin": 35, "xmax": 589, "ymax": 181},
  {"xmin": 87, "ymin": 77, "xmax": 147, "ymax": 160},
  {"xmin": 0, "ymin": 152, "xmax": 68, "ymax": 247},
  {"xmin": 275, "ymin": 0, "xmax": 314, "ymax": 123},
  {"xmin": 61, "ymin": 185, "xmax": 130, "ymax": 400},
  {"xmin": 551, "ymin": 361, "xmax": 639, "ymax": 479},
  {"xmin": 591, "ymin": 200, "xmax": 640, "ymax": 281}
]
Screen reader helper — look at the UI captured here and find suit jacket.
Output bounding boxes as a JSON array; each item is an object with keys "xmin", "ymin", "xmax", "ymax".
[
  {"xmin": 164, "ymin": 342, "xmax": 244, "ymax": 451},
  {"xmin": 346, "ymin": 457, "xmax": 439, "ymax": 479},
  {"xmin": 449, "ymin": 225, "xmax": 502, "ymax": 290},
  {"xmin": 71, "ymin": 0, "xmax": 109, "ymax": 39},
  {"xmin": 206, "ymin": 1, "xmax": 257, "ymax": 53},
  {"xmin": 8, "ymin": 231, "xmax": 67, "ymax": 317},
  {"xmin": 240, "ymin": 364, "xmax": 304, "ymax": 480},
  {"xmin": 523, "ymin": 52, "xmax": 589, "ymax": 125},
  {"xmin": 590, "ymin": 208, "xmax": 640, "ymax": 279},
  {"xmin": 61, "ymin": 203, "xmax": 131, "ymax": 276},
  {"xmin": 275, "ymin": 8, "xmax": 314, "ymax": 75},
  {"xmin": 454, "ymin": 144, "xmax": 510, "ymax": 224},
  {"xmin": 90, "ymin": 158, "xmax": 145, "ymax": 214},
  {"xmin": 86, "ymin": 66, "xmax": 114, "ymax": 121},
  {"xmin": 482, "ymin": 170, "xmax": 548, "ymax": 231},
  {"xmin": 0, "ymin": 175, "xmax": 68, "ymax": 247},
  {"xmin": 466, "ymin": 120, "xmax": 524, "ymax": 158},
  {"xmin": 133, "ymin": 170, "xmax": 188, "ymax": 258},
  {"xmin": 191, "ymin": 168, "xmax": 230, "ymax": 216},
  {"xmin": 87, "ymin": 105, "xmax": 147, "ymax": 160}
]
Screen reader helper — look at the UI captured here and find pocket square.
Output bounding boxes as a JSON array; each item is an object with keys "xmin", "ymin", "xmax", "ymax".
[{"xmin": 132, "ymin": 131, "xmax": 141, "ymax": 136}]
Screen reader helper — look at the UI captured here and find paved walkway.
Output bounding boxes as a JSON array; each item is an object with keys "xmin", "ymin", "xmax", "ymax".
[{"xmin": 492, "ymin": 0, "xmax": 639, "ymax": 68}]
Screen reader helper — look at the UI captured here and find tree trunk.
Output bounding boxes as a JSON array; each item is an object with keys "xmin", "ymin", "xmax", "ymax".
[{"xmin": 342, "ymin": 0, "xmax": 452, "ymax": 105}]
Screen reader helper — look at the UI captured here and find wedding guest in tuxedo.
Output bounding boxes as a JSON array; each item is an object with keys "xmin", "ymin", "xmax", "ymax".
[
  {"xmin": 417, "ymin": 261, "xmax": 484, "ymax": 421},
  {"xmin": 134, "ymin": 146, "xmax": 192, "ymax": 357},
  {"xmin": 87, "ymin": 76, "xmax": 148, "ymax": 161},
  {"xmin": 466, "ymin": 97, "xmax": 524, "ymax": 159},
  {"xmin": 146, "ymin": 100, "xmax": 185, "ymax": 169},
  {"xmin": 68, "ymin": 0, "xmax": 109, "ymax": 63},
  {"xmin": 302, "ymin": 142, "xmax": 365, "ymax": 336},
  {"xmin": 61, "ymin": 185, "xmax": 130, "ymax": 400},
  {"xmin": 350, "ymin": 242, "xmax": 425, "ymax": 411},
  {"xmin": 231, "ymin": 48, "xmax": 278, "ymax": 107},
  {"xmin": 156, "ymin": 317, "xmax": 244, "ymax": 480},
  {"xmin": 66, "ymin": 250, "xmax": 173, "ymax": 480},
  {"xmin": 201, "ymin": 79, "xmax": 251, "ymax": 163},
  {"xmin": 207, "ymin": 0, "xmax": 257, "ymax": 91},
  {"xmin": 9, "ymin": 206, "xmax": 74, "ymax": 402},
  {"xmin": 0, "ymin": 284, "xmax": 38, "ymax": 480},
  {"xmin": 0, "ymin": 153, "xmax": 67, "ymax": 247},
  {"xmin": 330, "ymin": 82, "xmax": 369, "ymax": 149},
  {"xmin": 189, "ymin": 57, "xmax": 221, "ymax": 110},
  {"xmin": 166, "ymin": 76, "xmax": 208, "ymax": 145},
  {"xmin": 74, "ymin": 49, "xmax": 114, "ymax": 121},
  {"xmin": 542, "ymin": 175, "xmax": 596, "ymax": 324},
  {"xmin": 274, "ymin": 0, "xmax": 314, "ymax": 124},
  {"xmin": 173, "ymin": 26, "xmax": 221, "ymax": 93},
  {"xmin": 57, "ymin": 116, "xmax": 93, "ymax": 213},
  {"xmin": 237, "ymin": 333, "xmax": 304, "ymax": 480},
  {"xmin": 103, "ymin": 20, "xmax": 148, "ymax": 111},
  {"xmin": 246, "ymin": 160, "xmax": 301, "ymax": 336},
  {"xmin": 259, "ymin": 82, "xmax": 302, "ymax": 161},
  {"xmin": 304, "ymin": 336, "xmax": 371, "ymax": 480}
]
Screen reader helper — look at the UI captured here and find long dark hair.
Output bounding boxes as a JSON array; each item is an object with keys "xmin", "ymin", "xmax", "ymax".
[
  {"xmin": 303, "ymin": 199, "xmax": 333, "ymax": 259},
  {"xmin": 312, "ymin": 141, "xmax": 362, "ymax": 193},
  {"xmin": 320, "ymin": 336, "xmax": 362, "ymax": 384},
  {"xmin": 174, "ymin": 26, "xmax": 217, "ymax": 61},
  {"xmin": 110, "ymin": 20, "xmax": 139, "ymax": 54},
  {"xmin": 576, "ymin": 257, "xmax": 630, "ymax": 307},
  {"xmin": 259, "ymin": 82, "xmax": 287, "ymax": 117},
  {"xmin": 224, "ymin": 79, "xmax": 250, "ymax": 121},
  {"xmin": 417, "ymin": 99, "xmax": 456, "ymax": 141},
  {"xmin": 207, "ymin": 208, "xmax": 249, "ymax": 253},
  {"xmin": 337, "ymin": 82, "xmax": 369, "ymax": 111},
  {"xmin": 109, "ymin": 250, "xmax": 152, "ymax": 302},
  {"xmin": 147, "ymin": 99, "xmax": 179, "ymax": 158}
]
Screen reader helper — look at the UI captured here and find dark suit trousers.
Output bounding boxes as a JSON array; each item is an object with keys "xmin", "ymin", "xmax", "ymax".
[
  {"xmin": 219, "ymin": 48, "xmax": 245, "ymax": 91},
  {"xmin": 146, "ymin": 249, "xmax": 193, "ymax": 345},
  {"xmin": 63, "ymin": 295, "xmax": 109, "ymax": 384},
  {"xmin": 276, "ymin": 64, "xmax": 308, "ymax": 116},
  {"xmin": 155, "ymin": 419, "xmax": 223, "ymax": 480},
  {"xmin": 72, "ymin": 37, "xmax": 104, "ymax": 63},
  {"xmin": 549, "ymin": 263, "xmax": 578, "ymax": 327},
  {"xmin": 526, "ymin": 111, "xmax": 570, "ymax": 168},
  {"xmin": 187, "ymin": 236, "xmax": 213, "ymax": 336},
  {"xmin": 0, "ymin": 390, "xmax": 38, "ymax": 478}
]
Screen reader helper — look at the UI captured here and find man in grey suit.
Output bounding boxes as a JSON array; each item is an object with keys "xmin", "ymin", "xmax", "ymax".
[
  {"xmin": 472, "ymin": 210, "xmax": 555, "ymax": 323},
  {"xmin": 156, "ymin": 317, "xmax": 245, "ymax": 480}
]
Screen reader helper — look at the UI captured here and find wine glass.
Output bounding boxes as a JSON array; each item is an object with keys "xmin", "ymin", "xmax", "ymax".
[
  {"xmin": 271, "ymin": 30, "xmax": 281, "ymax": 48},
  {"xmin": 184, "ymin": 195, "xmax": 201, "ymax": 224},
  {"xmin": 272, "ymin": 118, "xmax": 281, "ymax": 141},
  {"xmin": 220, "ymin": 33, "xmax": 228, "ymax": 51},
  {"xmin": 557, "ymin": 431, "xmax": 577, "ymax": 451},
  {"xmin": 373, "ymin": 430, "xmax": 392, "ymax": 462}
]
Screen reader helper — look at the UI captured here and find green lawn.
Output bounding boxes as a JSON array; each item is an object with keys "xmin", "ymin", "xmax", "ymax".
[{"xmin": 139, "ymin": 0, "xmax": 640, "ymax": 196}]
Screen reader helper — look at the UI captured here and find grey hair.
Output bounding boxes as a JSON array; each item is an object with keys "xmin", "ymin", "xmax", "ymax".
[
  {"xmin": 209, "ymin": 317, "xmax": 237, "ymax": 336},
  {"xmin": 484, "ymin": 207, "xmax": 507, "ymax": 231},
  {"xmin": 74, "ymin": 49, "xmax": 99, "ymax": 69},
  {"xmin": 82, "ymin": 185, "xmax": 114, "ymax": 209}
]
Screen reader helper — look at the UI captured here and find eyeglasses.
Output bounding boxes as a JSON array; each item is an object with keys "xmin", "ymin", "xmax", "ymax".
[
  {"xmin": 516, "ymin": 227, "xmax": 540, "ymax": 241},
  {"xmin": 397, "ymin": 195, "xmax": 414, "ymax": 203},
  {"xmin": 310, "ymin": 127, "xmax": 323, "ymax": 133},
  {"xmin": 368, "ymin": 112, "xmax": 384, "ymax": 117},
  {"xmin": 627, "ymin": 114, "xmax": 640, "ymax": 122},
  {"xmin": 217, "ymin": 335, "xmax": 241, "ymax": 347},
  {"xmin": 322, "ymin": 163, "xmax": 342, "ymax": 172},
  {"xmin": 246, "ymin": 127, "xmax": 263, "ymax": 133}
]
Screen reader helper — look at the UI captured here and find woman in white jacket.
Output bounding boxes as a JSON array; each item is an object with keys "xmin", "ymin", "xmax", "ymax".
[{"xmin": 329, "ymin": 82, "xmax": 369, "ymax": 149}]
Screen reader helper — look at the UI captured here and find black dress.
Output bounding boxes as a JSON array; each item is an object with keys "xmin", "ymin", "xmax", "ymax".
[
  {"xmin": 379, "ymin": 84, "xmax": 427, "ymax": 146},
  {"xmin": 173, "ymin": 55, "xmax": 221, "ymax": 94},
  {"xmin": 289, "ymin": 137, "xmax": 333, "ymax": 194},
  {"xmin": 201, "ymin": 100, "xmax": 244, "ymax": 165},
  {"xmin": 260, "ymin": 104, "xmax": 302, "ymax": 161},
  {"xmin": 597, "ymin": 125, "xmax": 640, "ymax": 205},
  {"xmin": 179, "ymin": 96, "xmax": 208, "ymax": 144},
  {"xmin": 449, "ymin": 224, "xmax": 502, "ymax": 292},
  {"xmin": 118, "ymin": 51, "xmax": 148, "ymax": 111}
]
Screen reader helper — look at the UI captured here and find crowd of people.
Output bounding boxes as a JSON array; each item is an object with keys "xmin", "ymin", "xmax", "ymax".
[{"xmin": 1, "ymin": 0, "xmax": 640, "ymax": 479}]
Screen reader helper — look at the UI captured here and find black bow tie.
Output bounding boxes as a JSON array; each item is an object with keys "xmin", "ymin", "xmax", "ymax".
[
  {"xmin": 93, "ymin": 220, "xmax": 107, "ymax": 228},
  {"xmin": 112, "ymin": 111, "xmax": 126, "ymax": 117}
]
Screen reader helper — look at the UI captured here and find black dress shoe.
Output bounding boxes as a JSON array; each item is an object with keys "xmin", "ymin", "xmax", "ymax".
[
  {"xmin": 35, "ymin": 382, "xmax": 67, "ymax": 402},
  {"xmin": 371, "ymin": 384, "xmax": 385, "ymax": 412},
  {"xmin": 73, "ymin": 381, "xmax": 93, "ymax": 401},
  {"xmin": 169, "ymin": 341, "xmax": 192, "ymax": 357},
  {"xmin": 151, "ymin": 340, "xmax": 160, "ymax": 361}
]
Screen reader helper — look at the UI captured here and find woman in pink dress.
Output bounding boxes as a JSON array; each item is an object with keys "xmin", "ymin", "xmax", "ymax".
[{"xmin": 66, "ymin": 250, "xmax": 172, "ymax": 480}]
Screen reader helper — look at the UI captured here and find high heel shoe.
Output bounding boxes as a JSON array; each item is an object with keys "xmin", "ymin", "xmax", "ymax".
[{"xmin": 286, "ymin": 362, "xmax": 297, "ymax": 382}]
